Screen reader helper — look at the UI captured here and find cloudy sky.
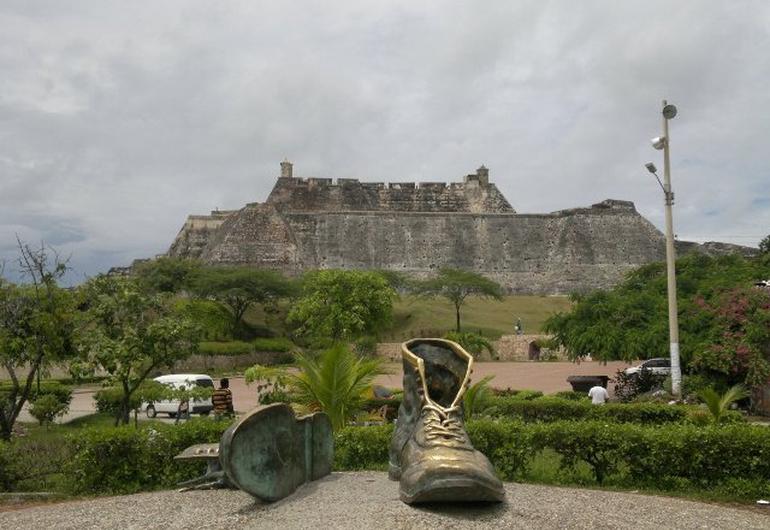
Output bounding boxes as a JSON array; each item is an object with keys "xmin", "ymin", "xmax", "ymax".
[{"xmin": 1, "ymin": 1, "xmax": 768, "ymax": 284}]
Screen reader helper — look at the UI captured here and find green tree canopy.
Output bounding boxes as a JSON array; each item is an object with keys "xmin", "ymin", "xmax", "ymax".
[
  {"xmin": 544, "ymin": 253, "xmax": 770, "ymax": 389},
  {"xmin": 134, "ymin": 257, "xmax": 202, "ymax": 294},
  {"xmin": 74, "ymin": 275, "xmax": 201, "ymax": 424},
  {"xmin": 193, "ymin": 267, "xmax": 296, "ymax": 335},
  {"xmin": 760, "ymin": 234, "xmax": 770, "ymax": 255},
  {"xmin": 417, "ymin": 268, "xmax": 503, "ymax": 331},
  {"xmin": 287, "ymin": 270, "xmax": 396, "ymax": 342},
  {"xmin": 0, "ymin": 242, "xmax": 76, "ymax": 440}
]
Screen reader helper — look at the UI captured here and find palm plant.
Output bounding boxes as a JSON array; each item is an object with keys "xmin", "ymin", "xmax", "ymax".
[
  {"xmin": 463, "ymin": 375, "xmax": 494, "ymax": 420},
  {"xmin": 291, "ymin": 345, "xmax": 384, "ymax": 430},
  {"xmin": 697, "ymin": 384, "xmax": 749, "ymax": 423},
  {"xmin": 245, "ymin": 344, "xmax": 384, "ymax": 430}
]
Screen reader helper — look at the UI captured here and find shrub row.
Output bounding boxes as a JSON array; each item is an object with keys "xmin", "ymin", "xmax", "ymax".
[
  {"xmin": 484, "ymin": 396, "xmax": 742, "ymax": 425},
  {"xmin": 0, "ymin": 380, "xmax": 73, "ymax": 404},
  {"xmin": 359, "ymin": 395, "xmax": 732, "ymax": 426},
  {"xmin": 198, "ymin": 337, "xmax": 295, "ymax": 356},
  {"xmin": 334, "ymin": 420, "xmax": 770, "ymax": 496},
  {"xmin": 66, "ymin": 418, "xmax": 231, "ymax": 494}
]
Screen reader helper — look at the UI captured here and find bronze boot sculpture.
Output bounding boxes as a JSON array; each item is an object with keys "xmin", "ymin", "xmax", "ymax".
[
  {"xmin": 220, "ymin": 403, "xmax": 333, "ymax": 502},
  {"xmin": 389, "ymin": 338, "xmax": 505, "ymax": 504}
]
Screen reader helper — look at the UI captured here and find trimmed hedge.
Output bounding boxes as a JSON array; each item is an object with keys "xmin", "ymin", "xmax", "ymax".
[
  {"xmin": 0, "ymin": 380, "xmax": 73, "ymax": 404},
  {"xmin": 485, "ymin": 396, "xmax": 742, "ymax": 425},
  {"xmin": 198, "ymin": 341, "xmax": 253, "ymax": 355},
  {"xmin": 67, "ymin": 418, "xmax": 231, "ymax": 494},
  {"xmin": 198, "ymin": 338, "xmax": 295, "ymax": 356},
  {"xmin": 334, "ymin": 425, "xmax": 393, "ymax": 471},
  {"xmin": 334, "ymin": 420, "xmax": 770, "ymax": 497}
]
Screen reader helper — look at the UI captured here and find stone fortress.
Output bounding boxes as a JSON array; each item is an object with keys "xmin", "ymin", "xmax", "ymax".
[{"xmin": 167, "ymin": 161, "xmax": 753, "ymax": 294}]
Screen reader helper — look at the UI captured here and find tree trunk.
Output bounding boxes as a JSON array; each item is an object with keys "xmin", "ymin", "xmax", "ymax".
[
  {"xmin": 455, "ymin": 303, "xmax": 461, "ymax": 332},
  {"xmin": 120, "ymin": 381, "xmax": 131, "ymax": 425}
]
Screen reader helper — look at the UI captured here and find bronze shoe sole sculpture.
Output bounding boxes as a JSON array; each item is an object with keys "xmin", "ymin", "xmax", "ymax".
[
  {"xmin": 389, "ymin": 338, "xmax": 505, "ymax": 504},
  {"xmin": 219, "ymin": 403, "xmax": 333, "ymax": 502}
]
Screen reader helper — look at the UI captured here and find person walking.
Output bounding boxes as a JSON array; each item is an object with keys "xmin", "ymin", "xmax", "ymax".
[
  {"xmin": 176, "ymin": 386, "xmax": 191, "ymax": 424},
  {"xmin": 213, "ymin": 378, "xmax": 234, "ymax": 419},
  {"xmin": 588, "ymin": 383, "xmax": 609, "ymax": 405}
]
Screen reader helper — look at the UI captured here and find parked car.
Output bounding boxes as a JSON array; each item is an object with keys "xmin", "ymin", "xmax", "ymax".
[
  {"xmin": 144, "ymin": 373, "xmax": 214, "ymax": 418},
  {"xmin": 624, "ymin": 358, "xmax": 671, "ymax": 377}
]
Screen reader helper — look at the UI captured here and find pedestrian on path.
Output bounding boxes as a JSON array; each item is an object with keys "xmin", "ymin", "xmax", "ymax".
[
  {"xmin": 588, "ymin": 384, "xmax": 609, "ymax": 405},
  {"xmin": 213, "ymin": 378, "xmax": 234, "ymax": 419}
]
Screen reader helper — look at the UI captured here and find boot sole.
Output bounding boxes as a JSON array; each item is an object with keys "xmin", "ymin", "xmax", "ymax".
[
  {"xmin": 400, "ymin": 476, "xmax": 505, "ymax": 504},
  {"xmin": 219, "ymin": 403, "xmax": 333, "ymax": 502}
]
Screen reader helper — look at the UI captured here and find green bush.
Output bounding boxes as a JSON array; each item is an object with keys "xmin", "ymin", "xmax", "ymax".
[
  {"xmin": 0, "ymin": 441, "xmax": 20, "ymax": 491},
  {"xmin": 353, "ymin": 336, "xmax": 378, "ymax": 357},
  {"xmin": 29, "ymin": 394, "xmax": 70, "ymax": 426},
  {"xmin": 552, "ymin": 390, "xmax": 589, "ymax": 401},
  {"xmin": 2, "ymin": 435, "xmax": 75, "ymax": 492},
  {"xmin": 67, "ymin": 418, "xmax": 231, "ymax": 494},
  {"xmin": 199, "ymin": 340, "xmax": 253, "ymax": 356},
  {"xmin": 334, "ymin": 425, "xmax": 393, "ymax": 471},
  {"xmin": 0, "ymin": 380, "xmax": 73, "ymax": 405},
  {"xmin": 94, "ymin": 386, "xmax": 141, "ymax": 417},
  {"xmin": 485, "ymin": 396, "xmax": 695, "ymax": 425},
  {"xmin": 467, "ymin": 420, "xmax": 533, "ymax": 479},
  {"xmin": 197, "ymin": 338, "xmax": 295, "ymax": 356},
  {"xmin": 252, "ymin": 337, "xmax": 295, "ymax": 353},
  {"xmin": 334, "ymin": 419, "xmax": 770, "ymax": 500}
]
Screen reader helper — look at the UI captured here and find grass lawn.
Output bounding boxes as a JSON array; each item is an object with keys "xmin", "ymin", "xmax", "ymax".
[
  {"xmin": 243, "ymin": 295, "xmax": 571, "ymax": 341},
  {"xmin": 382, "ymin": 295, "xmax": 572, "ymax": 341}
]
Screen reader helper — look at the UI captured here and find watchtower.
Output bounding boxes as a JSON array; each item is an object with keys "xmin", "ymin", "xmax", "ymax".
[{"xmin": 280, "ymin": 159, "xmax": 293, "ymax": 178}]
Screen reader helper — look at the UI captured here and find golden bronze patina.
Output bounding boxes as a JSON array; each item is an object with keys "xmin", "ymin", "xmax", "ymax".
[{"xmin": 389, "ymin": 338, "xmax": 505, "ymax": 504}]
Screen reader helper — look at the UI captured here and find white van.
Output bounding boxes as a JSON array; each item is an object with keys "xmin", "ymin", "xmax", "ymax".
[{"xmin": 144, "ymin": 373, "xmax": 215, "ymax": 418}]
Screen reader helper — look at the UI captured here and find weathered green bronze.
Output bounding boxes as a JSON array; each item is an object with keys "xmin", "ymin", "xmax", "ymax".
[
  {"xmin": 219, "ymin": 403, "xmax": 333, "ymax": 502},
  {"xmin": 174, "ymin": 443, "xmax": 234, "ymax": 491},
  {"xmin": 389, "ymin": 338, "xmax": 505, "ymax": 504}
]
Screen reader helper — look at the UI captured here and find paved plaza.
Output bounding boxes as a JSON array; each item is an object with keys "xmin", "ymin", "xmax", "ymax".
[
  {"xmin": 2, "ymin": 472, "xmax": 768, "ymax": 529},
  {"xmin": 17, "ymin": 361, "xmax": 630, "ymax": 423}
]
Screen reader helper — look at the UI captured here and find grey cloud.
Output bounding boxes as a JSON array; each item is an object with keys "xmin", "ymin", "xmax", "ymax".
[{"xmin": 1, "ymin": 0, "xmax": 769, "ymax": 285}]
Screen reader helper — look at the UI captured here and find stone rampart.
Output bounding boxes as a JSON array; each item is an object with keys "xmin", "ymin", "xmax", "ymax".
[
  {"xmin": 189, "ymin": 199, "xmax": 665, "ymax": 293},
  {"xmin": 265, "ymin": 176, "xmax": 514, "ymax": 214},
  {"xmin": 165, "ymin": 163, "xmax": 757, "ymax": 293}
]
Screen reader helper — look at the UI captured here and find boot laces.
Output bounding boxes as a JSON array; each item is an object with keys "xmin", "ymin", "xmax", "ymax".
[{"xmin": 422, "ymin": 403, "xmax": 466, "ymax": 443}]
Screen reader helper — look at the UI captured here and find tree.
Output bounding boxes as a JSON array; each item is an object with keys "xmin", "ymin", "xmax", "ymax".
[
  {"xmin": 75, "ymin": 275, "xmax": 201, "ymax": 425},
  {"xmin": 134, "ymin": 257, "xmax": 201, "ymax": 294},
  {"xmin": 245, "ymin": 344, "xmax": 384, "ymax": 430},
  {"xmin": 0, "ymin": 241, "xmax": 76, "ymax": 440},
  {"xmin": 690, "ymin": 287, "xmax": 770, "ymax": 390},
  {"xmin": 287, "ymin": 270, "xmax": 396, "ymax": 342},
  {"xmin": 418, "ymin": 268, "xmax": 503, "ymax": 332},
  {"xmin": 544, "ymin": 253, "xmax": 770, "ymax": 367},
  {"xmin": 760, "ymin": 234, "xmax": 770, "ymax": 255},
  {"xmin": 193, "ymin": 267, "xmax": 295, "ymax": 335}
]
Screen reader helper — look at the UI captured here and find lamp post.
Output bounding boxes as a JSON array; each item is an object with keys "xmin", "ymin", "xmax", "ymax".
[{"xmin": 645, "ymin": 99, "xmax": 682, "ymax": 399}]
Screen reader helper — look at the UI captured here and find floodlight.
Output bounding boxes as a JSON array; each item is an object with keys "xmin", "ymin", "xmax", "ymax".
[
  {"xmin": 651, "ymin": 136, "xmax": 666, "ymax": 150},
  {"xmin": 662, "ymin": 104, "xmax": 678, "ymax": 120},
  {"xmin": 645, "ymin": 162, "xmax": 657, "ymax": 174}
]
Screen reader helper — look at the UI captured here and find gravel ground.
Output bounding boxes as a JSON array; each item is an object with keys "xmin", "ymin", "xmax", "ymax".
[{"xmin": 2, "ymin": 472, "xmax": 768, "ymax": 530}]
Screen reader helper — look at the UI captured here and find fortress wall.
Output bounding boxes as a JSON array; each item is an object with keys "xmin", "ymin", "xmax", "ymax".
[
  {"xmin": 282, "ymin": 209, "xmax": 664, "ymax": 293},
  {"xmin": 192, "ymin": 204, "xmax": 666, "ymax": 293},
  {"xmin": 264, "ymin": 176, "xmax": 514, "ymax": 213},
  {"xmin": 167, "ymin": 212, "xmax": 235, "ymax": 258}
]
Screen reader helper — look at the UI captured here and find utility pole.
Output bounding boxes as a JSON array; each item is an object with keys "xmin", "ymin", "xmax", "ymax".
[{"xmin": 660, "ymin": 99, "xmax": 682, "ymax": 398}]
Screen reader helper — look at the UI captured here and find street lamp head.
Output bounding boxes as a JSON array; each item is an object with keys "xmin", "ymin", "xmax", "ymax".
[
  {"xmin": 645, "ymin": 162, "xmax": 657, "ymax": 174},
  {"xmin": 651, "ymin": 136, "xmax": 666, "ymax": 150},
  {"xmin": 662, "ymin": 104, "xmax": 678, "ymax": 120}
]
